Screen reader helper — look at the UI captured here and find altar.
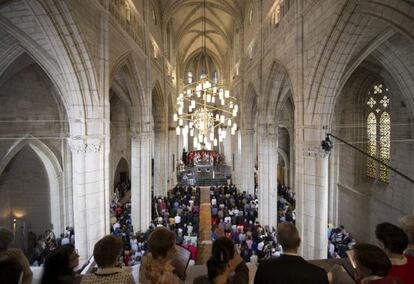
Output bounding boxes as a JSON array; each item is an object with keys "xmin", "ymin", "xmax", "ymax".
[
  {"xmin": 178, "ymin": 150, "xmax": 231, "ymax": 186},
  {"xmin": 187, "ymin": 150, "xmax": 220, "ymax": 166}
]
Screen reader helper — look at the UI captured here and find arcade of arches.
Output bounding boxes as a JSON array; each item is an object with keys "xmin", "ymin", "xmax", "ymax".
[{"xmin": 0, "ymin": 0, "xmax": 413, "ymax": 265}]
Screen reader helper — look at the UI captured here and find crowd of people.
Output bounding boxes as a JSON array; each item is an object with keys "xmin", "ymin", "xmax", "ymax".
[
  {"xmin": 277, "ymin": 182, "xmax": 296, "ymax": 223},
  {"xmin": 26, "ymin": 227, "xmax": 75, "ymax": 267},
  {"xmin": 151, "ymin": 185, "xmax": 201, "ymax": 262},
  {"xmin": 328, "ymin": 224, "xmax": 356, "ymax": 259},
  {"xmin": 109, "ymin": 181, "xmax": 202, "ymax": 266},
  {"xmin": 1, "ymin": 178, "xmax": 413, "ymax": 284},
  {"xmin": 209, "ymin": 183, "xmax": 299, "ymax": 264},
  {"xmin": 2, "ymin": 213, "xmax": 413, "ymax": 284}
]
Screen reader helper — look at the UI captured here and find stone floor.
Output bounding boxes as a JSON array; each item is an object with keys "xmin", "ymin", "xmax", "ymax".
[{"xmin": 196, "ymin": 186, "xmax": 212, "ymax": 265}]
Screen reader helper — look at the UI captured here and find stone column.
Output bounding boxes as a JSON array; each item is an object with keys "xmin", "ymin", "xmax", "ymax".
[
  {"xmin": 131, "ymin": 132, "xmax": 152, "ymax": 233},
  {"xmin": 241, "ymin": 128, "xmax": 255, "ymax": 194},
  {"xmin": 295, "ymin": 139, "xmax": 329, "ymax": 259},
  {"xmin": 153, "ymin": 126, "xmax": 168, "ymax": 196},
  {"xmin": 70, "ymin": 139, "xmax": 106, "ymax": 263},
  {"xmin": 257, "ymin": 124, "xmax": 278, "ymax": 229},
  {"xmin": 223, "ymin": 127, "xmax": 232, "ymax": 166},
  {"xmin": 167, "ymin": 128, "xmax": 177, "ymax": 189}
]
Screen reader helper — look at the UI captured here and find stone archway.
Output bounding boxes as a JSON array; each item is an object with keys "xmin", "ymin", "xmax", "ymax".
[
  {"xmin": 0, "ymin": 138, "xmax": 64, "ymax": 238},
  {"xmin": 113, "ymin": 157, "xmax": 130, "ymax": 187}
]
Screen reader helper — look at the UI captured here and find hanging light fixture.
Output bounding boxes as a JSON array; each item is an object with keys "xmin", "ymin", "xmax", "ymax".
[{"xmin": 174, "ymin": 0, "xmax": 238, "ymax": 150}]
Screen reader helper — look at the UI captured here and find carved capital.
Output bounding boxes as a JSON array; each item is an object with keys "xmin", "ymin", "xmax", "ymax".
[
  {"xmin": 302, "ymin": 143, "xmax": 329, "ymax": 159},
  {"xmin": 69, "ymin": 139, "xmax": 102, "ymax": 154}
]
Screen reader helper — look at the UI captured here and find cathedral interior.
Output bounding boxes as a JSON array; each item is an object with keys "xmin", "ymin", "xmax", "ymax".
[{"xmin": 0, "ymin": 0, "xmax": 413, "ymax": 282}]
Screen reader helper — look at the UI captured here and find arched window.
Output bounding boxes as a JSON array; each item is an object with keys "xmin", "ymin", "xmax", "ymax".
[
  {"xmin": 249, "ymin": 5, "xmax": 253, "ymax": 25},
  {"xmin": 366, "ymin": 83, "xmax": 391, "ymax": 183},
  {"xmin": 367, "ymin": 112, "xmax": 377, "ymax": 178},
  {"xmin": 187, "ymin": 72, "xmax": 193, "ymax": 84},
  {"xmin": 379, "ymin": 112, "xmax": 390, "ymax": 182}
]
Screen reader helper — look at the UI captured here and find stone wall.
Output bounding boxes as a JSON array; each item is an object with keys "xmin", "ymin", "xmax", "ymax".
[{"xmin": 333, "ymin": 63, "xmax": 414, "ymax": 243}]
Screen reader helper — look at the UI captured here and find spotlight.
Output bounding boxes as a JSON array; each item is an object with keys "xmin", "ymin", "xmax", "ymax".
[{"xmin": 321, "ymin": 134, "xmax": 333, "ymax": 153}]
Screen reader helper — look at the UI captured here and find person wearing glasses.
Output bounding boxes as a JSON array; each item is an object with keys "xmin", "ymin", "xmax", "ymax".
[{"xmin": 41, "ymin": 244, "xmax": 81, "ymax": 284}]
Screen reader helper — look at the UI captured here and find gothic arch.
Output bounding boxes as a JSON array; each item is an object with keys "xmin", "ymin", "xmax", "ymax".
[
  {"xmin": 260, "ymin": 61, "xmax": 293, "ymax": 124},
  {"xmin": 0, "ymin": 0, "xmax": 104, "ymax": 136},
  {"xmin": 111, "ymin": 52, "xmax": 149, "ymax": 131},
  {"xmin": 242, "ymin": 82, "xmax": 258, "ymax": 129},
  {"xmin": 113, "ymin": 156, "xmax": 130, "ymax": 186},
  {"xmin": 0, "ymin": 137, "xmax": 64, "ymax": 233},
  {"xmin": 309, "ymin": 0, "xmax": 414, "ymax": 127},
  {"xmin": 152, "ymin": 81, "xmax": 167, "ymax": 128},
  {"xmin": 183, "ymin": 47, "xmax": 224, "ymax": 78}
]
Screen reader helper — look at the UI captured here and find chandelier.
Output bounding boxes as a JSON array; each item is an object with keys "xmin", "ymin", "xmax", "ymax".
[
  {"xmin": 173, "ymin": 76, "xmax": 238, "ymax": 150},
  {"xmin": 173, "ymin": 0, "xmax": 238, "ymax": 151}
]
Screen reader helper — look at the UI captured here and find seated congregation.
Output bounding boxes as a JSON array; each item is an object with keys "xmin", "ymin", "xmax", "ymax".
[
  {"xmin": 0, "ymin": 181, "xmax": 411, "ymax": 284},
  {"xmin": 1, "ymin": 214, "xmax": 414, "ymax": 284}
]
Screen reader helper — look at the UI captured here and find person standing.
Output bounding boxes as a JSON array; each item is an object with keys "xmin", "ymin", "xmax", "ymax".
[{"xmin": 254, "ymin": 222, "xmax": 329, "ymax": 284}]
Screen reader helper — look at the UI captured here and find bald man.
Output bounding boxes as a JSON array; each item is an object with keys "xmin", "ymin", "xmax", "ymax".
[{"xmin": 254, "ymin": 222, "xmax": 328, "ymax": 284}]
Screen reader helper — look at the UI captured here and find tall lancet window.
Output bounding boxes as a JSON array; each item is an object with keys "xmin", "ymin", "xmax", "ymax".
[
  {"xmin": 366, "ymin": 83, "xmax": 391, "ymax": 183},
  {"xmin": 187, "ymin": 72, "xmax": 193, "ymax": 84},
  {"xmin": 367, "ymin": 112, "xmax": 377, "ymax": 178}
]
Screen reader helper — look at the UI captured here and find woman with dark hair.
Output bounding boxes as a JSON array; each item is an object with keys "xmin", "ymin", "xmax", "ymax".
[
  {"xmin": 353, "ymin": 243, "xmax": 403, "ymax": 283},
  {"xmin": 41, "ymin": 244, "xmax": 80, "ymax": 284},
  {"xmin": 194, "ymin": 237, "xmax": 248, "ymax": 284},
  {"xmin": 375, "ymin": 222, "xmax": 414, "ymax": 283}
]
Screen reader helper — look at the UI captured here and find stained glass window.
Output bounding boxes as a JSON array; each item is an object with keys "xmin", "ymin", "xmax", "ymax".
[
  {"xmin": 366, "ymin": 83, "xmax": 390, "ymax": 183},
  {"xmin": 379, "ymin": 112, "xmax": 390, "ymax": 183},
  {"xmin": 367, "ymin": 112, "xmax": 377, "ymax": 178}
]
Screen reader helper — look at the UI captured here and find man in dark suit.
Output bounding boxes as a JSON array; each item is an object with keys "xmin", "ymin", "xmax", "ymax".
[{"xmin": 254, "ymin": 222, "xmax": 329, "ymax": 284}]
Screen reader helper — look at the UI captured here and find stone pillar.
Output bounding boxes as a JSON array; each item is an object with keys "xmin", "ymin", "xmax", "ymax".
[
  {"xmin": 295, "ymin": 139, "xmax": 329, "ymax": 259},
  {"xmin": 131, "ymin": 132, "xmax": 152, "ymax": 233},
  {"xmin": 231, "ymin": 130, "xmax": 242, "ymax": 187},
  {"xmin": 257, "ymin": 125, "xmax": 278, "ymax": 229},
  {"xmin": 167, "ymin": 128, "xmax": 177, "ymax": 189},
  {"xmin": 241, "ymin": 128, "xmax": 255, "ymax": 194},
  {"xmin": 70, "ymin": 139, "xmax": 106, "ymax": 263},
  {"xmin": 328, "ymin": 148, "xmax": 339, "ymax": 225},
  {"xmin": 153, "ymin": 127, "xmax": 168, "ymax": 196},
  {"xmin": 223, "ymin": 127, "xmax": 232, "ymax": 166}
]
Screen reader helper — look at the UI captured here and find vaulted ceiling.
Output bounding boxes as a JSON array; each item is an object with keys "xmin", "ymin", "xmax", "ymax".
[{"xmin": 160, "ymin": 0, "xmax": 245, "ymax": 78}]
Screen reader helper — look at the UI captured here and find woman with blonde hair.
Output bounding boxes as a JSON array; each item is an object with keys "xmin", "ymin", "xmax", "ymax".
[
  {"xmin": 399, "ymin": 215, "xmax": 414, "ymax": 256},
  {"xmin": 139, "ymin": 227, "xmax": 182, "ymax": 284}
]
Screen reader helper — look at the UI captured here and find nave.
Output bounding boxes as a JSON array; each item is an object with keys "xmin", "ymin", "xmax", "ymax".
[{"xmin": 1, "ymin": 0, "xmax": 414, "ymax": 283}]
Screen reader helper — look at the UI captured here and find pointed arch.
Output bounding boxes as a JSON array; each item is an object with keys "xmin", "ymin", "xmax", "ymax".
[
  {"xmin": 113, "ymin": 156, "xmax": 130, "ymax": 185},
  {"xmin": 111, "ymin": 52, "xmax": 149, "ymax": 130},
  {"xmin": 152, "ymin": 81, "xmax": 167, "ymax": 127},
  {"xmin": 242, "ymin": 82, "xmax": 258, "ymax": 129},
  {"xmin": 260, "ymin": 61, "xmax": 293, "ymax": 124},
  {"xmin": 0, "ymin": 137, "xmax": 64, "ymax": 233},
  {"xmin": 311, "ymin": 0, "xmax": 414, "ymax": 126}
]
